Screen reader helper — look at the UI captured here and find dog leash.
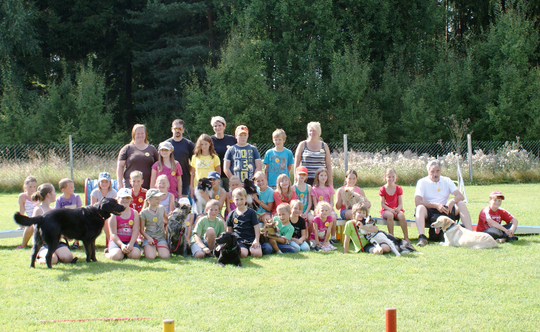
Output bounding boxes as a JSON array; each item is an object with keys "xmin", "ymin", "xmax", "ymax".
[{"xmin": 352, "ymin": 221, "xmax": 365, "ymax": 253}]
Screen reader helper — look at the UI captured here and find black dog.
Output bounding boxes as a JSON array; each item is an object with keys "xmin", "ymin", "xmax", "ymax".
[
  {"xmin": 14, "ymin": 197, "xmax": 124, "ymax": 268},
  {"xmin": 214, "ymin": 232, "xmax": 242, "ymax": 267},
  {"xmin": 193, "ymin": 177, "xmax": 213, "ymax": 215},
  {"xmin": 243, "ymin": 178, "xmax": 259, "ymax": 211},
  {"xmin": 167, "ymin": 201, "xmax": 192, "ymax": 257}
]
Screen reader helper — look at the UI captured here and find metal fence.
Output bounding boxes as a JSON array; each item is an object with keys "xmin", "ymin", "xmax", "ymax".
[{"xmin": 0, "ymin": 140, "xmax": 538, "ymax": 162}]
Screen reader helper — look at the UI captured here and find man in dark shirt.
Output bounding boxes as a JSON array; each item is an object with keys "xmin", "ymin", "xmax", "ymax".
[{"xmin": 166, "ymin": 119, "xmax": 194, "ymax": 197}]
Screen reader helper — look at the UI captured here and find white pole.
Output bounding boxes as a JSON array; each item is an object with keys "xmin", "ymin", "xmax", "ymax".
[
  {"xmin": 344, "ymin": 134, "xmax": 348, "ymax": 174},
  {"xmin": 69, "ymin": 135, "xmax": 74, "ymax": 181},
  {"xmin": 467, "ymin": 134, "xmax": 472, "ymax": 181}
]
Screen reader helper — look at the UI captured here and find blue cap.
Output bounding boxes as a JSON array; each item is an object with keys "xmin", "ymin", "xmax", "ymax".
[{"xmin": 207, "ymin": 171, "xmax": 220, "ymax": 180}]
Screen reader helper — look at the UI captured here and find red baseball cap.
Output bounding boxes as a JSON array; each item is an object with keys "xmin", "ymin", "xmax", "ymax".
[
  {"xmin": 490, "ymin": 190, "xmax": 505, "ymax": 200},
  {"xmin": 296, "ymin": 166, "xmax": 308, "ymax": 175},
  {"xmin": 235, "ymin": 125, "xmax": 249, "ymax": 136}
]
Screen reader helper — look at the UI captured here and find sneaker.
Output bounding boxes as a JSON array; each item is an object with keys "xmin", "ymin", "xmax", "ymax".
[
  {"xmin": 507, "ymin": 236, "xmax": 519, "ymax": 242},
  {"xmin": 416, "ymin": 234, "xmax": 428, "ymax": 247},
  {"xmin": 329, "ymin": 238, "xmax": 338, "ymax": 245},
  {"xmin": 71, "ymin": 241, "xmax": 80, "ymax": 250}
]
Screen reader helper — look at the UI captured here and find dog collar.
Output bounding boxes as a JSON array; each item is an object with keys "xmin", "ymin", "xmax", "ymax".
[{"xmin": 445, "ymin": 223, "xmax": 457, "ymax": 232}]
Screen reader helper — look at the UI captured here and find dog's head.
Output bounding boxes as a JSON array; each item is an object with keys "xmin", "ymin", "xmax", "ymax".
[
  {"xmin": 215, "ymin": 231, "xmax": 237, "ymax": 251},
  {"xmin": 431, "ymin": 216, "xmax": 455, "ymax": 234},
  {"xmin": 343, "ymin": 188, "xmax": 364, "ymax": 205},
  {"xmin": 168, "ymin": 202, "xmax": 192, "ymax": 227},
  {"xmin": 243, "ymin": 178, "xmax": 257, "ymax": 195},
  {"xmin": 197, "ymin": 178, "xmax": 213, "ymax": 191},
  {"xmin": 261, "ymin": 219, "xmax": 280, "ymax": 237},
  {"xmin": 96, "ymin": 197, "xmax": 125, "ymax": 217}
]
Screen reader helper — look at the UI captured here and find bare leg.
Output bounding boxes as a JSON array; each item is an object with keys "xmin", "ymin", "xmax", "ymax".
[
  {"xmin": 397, "ymin": 211, "xmax": 409, "ymax": 242},
  {"xmin": 384, "ymin": 211, "xmax": 395, "ymax": 235},
  {"xmin": 456, "ymin": 201, "xmax": 472, "ymax": 230},
  {"xmin": 415, "ymin": 205, "xmax": 428, "ymax": 235}
]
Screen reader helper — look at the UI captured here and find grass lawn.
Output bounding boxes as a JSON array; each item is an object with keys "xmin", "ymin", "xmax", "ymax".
[{"xmin": 1, "ymin": 184, "xmax": 539, "ymax": 331}]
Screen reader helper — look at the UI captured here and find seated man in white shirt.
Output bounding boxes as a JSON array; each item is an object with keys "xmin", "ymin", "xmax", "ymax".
[{"xmin": 414, "ymin": 160, "xmax": 472, "ymax": 246}]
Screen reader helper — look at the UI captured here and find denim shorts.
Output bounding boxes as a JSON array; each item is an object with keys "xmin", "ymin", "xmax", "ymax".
[
  {"xmin": 142, "ymin": 239, "xmax": 168, "ymax": 248},
  {"xmin": 191, "ymin": 239, "xmax": 209, "ymax": 257},
  {"xmin": 108, "ymin": 241, "xmax": 141, "ymax": 250}
]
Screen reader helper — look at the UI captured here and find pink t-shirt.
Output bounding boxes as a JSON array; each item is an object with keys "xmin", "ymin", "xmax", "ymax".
[
  {"xmin": 477, "ymin": 206, "xmax": 514, "ymax": 232},
  {"xmin": 114, "ymin": 208, "xmax": 135, "ymax": 243},
  {"xmin": 272, "ymin": 190, "xmax": 298, "ymax": 214},
  {"xmin": 379, "ymin": 185, "xmax": 404, "ymax": 216},
  {"xmin": 310, "ymin": 215, "xmax": 334, "ymax": 240},
  {"xmin": 152, "ymin": 161, "xmax": 182, "ymax": 198},
  {"xmin": 311, "ymin": 186, "xmax": 335, "ymax": 206}
]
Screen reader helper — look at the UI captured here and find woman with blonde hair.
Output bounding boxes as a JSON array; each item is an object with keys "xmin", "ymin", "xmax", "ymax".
[{"xmin": 294, "ymin": 121, "xmax": 332, "ymax": 186}]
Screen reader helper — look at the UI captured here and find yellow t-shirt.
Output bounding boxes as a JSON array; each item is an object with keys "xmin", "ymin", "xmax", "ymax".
[{"xmin": 190, "ymin": 154, "xmax": 220, "ymax": 182}]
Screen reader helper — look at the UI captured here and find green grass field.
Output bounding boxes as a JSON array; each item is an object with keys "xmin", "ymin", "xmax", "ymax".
[{"xmin": 1, "ymin": 184, "xmax": 539, "ymax": 331}]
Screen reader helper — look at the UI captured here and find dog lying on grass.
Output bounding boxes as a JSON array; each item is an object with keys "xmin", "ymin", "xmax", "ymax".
[
  {"xmin": 167, "ymin": 201, "xmax": 192, "ymax": 257},
  {"xmin": 214, "ymin": 232, "xmax": 242, "ymax": 267},
  {"xmin": 359, "ymin": 216, "xmax": 416, "ymax": 256},
  {"xmin": 14, "ymin": 197, "xmax": 124, "ymax": 268},
  {"xmin": 431, "ymin": 216, "xmax": 498, "ymax": 249}
]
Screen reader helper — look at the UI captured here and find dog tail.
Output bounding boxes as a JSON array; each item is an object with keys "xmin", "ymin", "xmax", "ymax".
[{"xmin": 14, "ymin": 212, "xmax": 44, "ymax": 226}]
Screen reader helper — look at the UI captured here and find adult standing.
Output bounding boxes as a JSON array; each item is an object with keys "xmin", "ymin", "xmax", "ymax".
[
  {"xmin": 117, "ymin": 124, "xmax": 159, "ymax": 190},
  {"xmin": 294, "ymin": 121, "xmax": 333, "ymax": 187},
  {"xmin": 166, "ymin": 119, "xmax": 194, "ymax": 198},
  {"xmin": 414, "ymin": 159, "xmax": 472, "ymax": 246},
  {"xmin": 210, "ymin": 116, "xmax": 237, "ymax": 191}
]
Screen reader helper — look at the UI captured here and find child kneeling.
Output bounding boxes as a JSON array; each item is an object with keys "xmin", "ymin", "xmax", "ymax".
[
  {"xmin": 191, "ymin": 199, "xmax": 226, "ymax": 258},
  {"xmin": 343, "ymin": 203, "xmax": 391, "ymax": 255},
  {"xmin": 140, "ymin": 189, "xmax": 171, "ymax": 259}
]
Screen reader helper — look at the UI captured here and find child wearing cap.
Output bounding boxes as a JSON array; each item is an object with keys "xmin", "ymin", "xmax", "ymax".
[
  {"xmin": 477, "ymin": 190, "xmax": 519, "ymax": 242},
  {"xmin": 293, "ymin": 166, "xmax": 314, "ymax": 228},
  {"xmin": 189, "ymin": 134, "xmax": 221, "ymax": 198},
  {"xmin": 263, "ymin": 129, "xmax": 294, "ymax": 188},
  {"xmin": 223, "ymin": 125, "xmax": 261, "ymax": 181},
  {"xmin": 139, "ymin": 188, "xmax": 170, "ymax": 259},
  {"xmin": 150, "ymin": 141, "xmax": 182, "ymax": 199},
  {"xmin": 91, "ymin": 172, "xmax": 118, "ymax": 204},
  {"xmin": 106, "ymin": 188, "xmax": 141, "ymax": 260}
]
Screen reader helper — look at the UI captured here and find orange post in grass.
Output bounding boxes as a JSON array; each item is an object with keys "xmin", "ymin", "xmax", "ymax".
[
  {"xmin": 163, "ymin": 319, "xmax": 174, "ymax": 332},
  {"xmin": 385, "ymin": 308, "xmax": 396, "ymax": 332}
]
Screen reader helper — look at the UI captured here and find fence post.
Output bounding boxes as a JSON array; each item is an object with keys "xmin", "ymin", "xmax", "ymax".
[
  {"xmin": 69, "ymin": 135, "xmax": 74, "ymax": 181},
  {"xmin": 344, "ymin": 134, "xmax": 348, "ymax": 174},
  {"xmin": 467, "ymin": 134, "xmax": 472, "ymax": 181}
]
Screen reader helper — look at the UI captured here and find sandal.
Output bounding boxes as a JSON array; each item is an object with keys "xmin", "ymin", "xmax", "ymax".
[
  {"xmin": 71, "ymin": 242, "xmax": 80, "ymax": 250},
  {"xmin": 13, "ymin": 245, "xmax": 25, "ymax": 250}
]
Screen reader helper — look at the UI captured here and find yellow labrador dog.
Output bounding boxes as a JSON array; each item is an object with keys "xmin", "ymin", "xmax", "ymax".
[{"xmin": 431, "ymin": 216, "xmax": 498, "ymax": 249}]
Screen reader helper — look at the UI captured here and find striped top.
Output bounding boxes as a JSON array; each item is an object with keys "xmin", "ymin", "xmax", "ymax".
[
  {"xmin": 24, "ymin": 196, "xmax": 36, "ymax": 217},
  {"xmin": 300, "ymin": 141, "xmax": 327, "ymax": 180}
]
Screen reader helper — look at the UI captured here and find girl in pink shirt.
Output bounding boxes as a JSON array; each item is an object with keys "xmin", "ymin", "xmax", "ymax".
[
  {"xmin": 272, "ymin": 174, "xmax": 298, "ymax": 215},
  {"xmin": 379, "ymin": 168, "xmax": 409, "ymax": 242},
  {"xmin": 310, "ymin": 167, "xmax": 338, "ymax": 242},
  {"xmin": 106, "ymin": 189, "xmax": 141, "ymax": 260}
]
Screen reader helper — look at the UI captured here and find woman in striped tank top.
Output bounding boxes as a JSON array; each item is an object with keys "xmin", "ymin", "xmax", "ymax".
[{"xmin": 294, "ymin": 122, "xmax": 332, "ymax": 187}]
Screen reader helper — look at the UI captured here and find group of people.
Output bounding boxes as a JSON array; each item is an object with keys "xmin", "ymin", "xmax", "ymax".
[{"xmin": 14, "ymin": 118, "xmax": 520, "ymax": 264}]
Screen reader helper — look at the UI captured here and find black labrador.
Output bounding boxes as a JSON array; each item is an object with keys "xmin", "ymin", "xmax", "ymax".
[
  {"xmin": 14, "ymin": 197, "xmax": 125, "ymax": 268},
  {"xmin": 214, "ymin": 232, "xmax": 242, "ymax": 267}
]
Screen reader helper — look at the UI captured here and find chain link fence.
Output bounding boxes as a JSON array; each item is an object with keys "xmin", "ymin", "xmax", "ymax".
[{"xmin": 0, "ymin": 140, "xmax": 538, "ymax": 162}]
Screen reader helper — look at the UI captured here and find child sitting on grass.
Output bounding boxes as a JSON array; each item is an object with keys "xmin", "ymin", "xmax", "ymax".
[
  {"xmin": 33, "ymin": 183, "xmax": 76, "ymax": 264},
  {"xmin": 191, "ymin": 199, "xmax": 226, "ymax": 259},
  {"xmin": 226, "ymin": 187, "xmax": 262, "ymax": 258},
  {"xmin": 225, "ymin": 176, "xmax": 242, "ymax": 218},
  {"xmin": 106, "ymin": 188, "xmax": 141, "ymax": 260},
  {"xmin": 139, "ymin": 189, "xmax": 170, "ymax": 259},
  {"xmin": 310, "ymin": 201, "xmax": 337, "ymax": 251},
  {"xmin": 289, "ymin": 199, "xmax": 310, "ymax": 252},
  {"xmin": 272, "ymin": 174, "xmax": 298, "ymax": 215},
  {"xmin": 477, "ymin": 190, "xmax": 519, "ymax": 242},
  {"xmin": 263, "ymin": 203, "xmax": 299, "ymax": 254},
  {"xmin": 55, "ymin": 178, "xmax": 83, "ymax": 249},
  {"xmin": 343, "ymin": 203, "xmax": 391, "ymax": 255}
]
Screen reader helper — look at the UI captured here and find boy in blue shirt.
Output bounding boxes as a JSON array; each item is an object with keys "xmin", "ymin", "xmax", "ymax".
[{"xmin": 263, "ymin": 129, "xmax": 294, "ymax": 189}]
